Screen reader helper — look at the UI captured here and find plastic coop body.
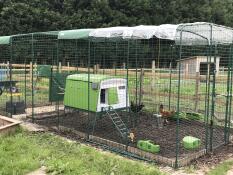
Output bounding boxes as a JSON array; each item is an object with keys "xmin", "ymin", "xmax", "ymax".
[{"xmin": 64, "ymin": 74, "xmax": 129, "ymax": 112}]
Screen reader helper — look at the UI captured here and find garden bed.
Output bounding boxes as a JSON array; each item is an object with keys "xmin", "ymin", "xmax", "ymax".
[{"xmin": 0, "ymin": 115, "xmax": 21, "ymax": 135}]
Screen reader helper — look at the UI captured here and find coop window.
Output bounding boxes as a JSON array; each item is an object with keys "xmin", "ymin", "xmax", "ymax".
[{"xmin": 100, "ymin": 89, "xmax": 106, "ymax": 103}]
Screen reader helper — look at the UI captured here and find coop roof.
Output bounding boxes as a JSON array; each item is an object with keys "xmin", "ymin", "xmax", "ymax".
[
  {"xmin": 58, "ymin": 29, "xmax": 94, "ymax": 40},
  {"xmin": 67, "ymin": 74, "xmax": 114, "ymax": 83}
]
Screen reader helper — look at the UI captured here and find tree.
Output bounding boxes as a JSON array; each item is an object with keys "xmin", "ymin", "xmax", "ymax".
[{"xmin": 0, "ymin": 0, "xmax": 232, "ymax": 36}]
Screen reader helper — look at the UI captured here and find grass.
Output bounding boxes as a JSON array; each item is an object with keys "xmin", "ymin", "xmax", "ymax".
[
  {"xmin": 0, "ymin": 130, "xmax": 164, "ymax": 175},
  {"xmin": 207, "ymin": 159, "xmax": 233, "ymax": 175},
  {"xmin": 184, "ymin": 164, "xmax": 197, "ymax": 174}
]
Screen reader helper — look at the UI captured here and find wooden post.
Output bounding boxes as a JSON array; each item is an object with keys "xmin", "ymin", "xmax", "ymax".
[
  {"xmin": 151, "ymin": 61, "xmax": 156, "ymax": 110},
  {"xmin": 139, "ymin": 68, "xmax": 145, "ymax": 105},
  {"xmin": 67, "ymin": 62, "xmax": 70, "ymax": 73},
  {"xmin": 58, "ymin": 62, "xmax": 62, "ymax": 73},
  {"xmin": 123, "ymin": 62, "xmax": 126, "ymax": 69},
  {"xmin": 151, "ymin": 60, "xmax": 155, "ymax": 90},
  {"xmin": 35, "ymin": 63, "xmax": 37, "ymax": 78},
  {"xmin": 113, "ymin": 62, "xmax": 117, "ymax": 75},
  {"xmin": 93, "ymin": 65, "xmax": 96, "ymax": 74},
  {"xmin": 185, "ymin": 63, "xmax": 189, "ymax": 79},
  {"xmin": 29, "ymin": 62, "xmax": 33, "ymax": 82},
  {"xmin": 96, "ymin": 64, "xmax": 100, "ymax": 74},
  {"xmin": 80, "ymin": 60, "xmax": 84, "ymax": 67},
  {"xmin": 194, "ymin": 72, "xmax": 200, "ymax": 112},
  {"xmin": 6, "ymin": 61, "xmax": 10, "ymax": 78}
]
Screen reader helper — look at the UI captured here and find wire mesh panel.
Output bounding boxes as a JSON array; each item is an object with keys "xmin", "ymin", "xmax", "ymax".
[
  {"xmin": 11, "ymin": 33, "xmax": 59, "ymax": 120},
  {"xmin": 10, "ymin": 34, "xmax": 32, "ymax": 118},
  {"xmin": 0, "ymin": 42, "xmax": 11, "ymax": 115},
  {"xmin": 57, "ymin": 39, "xmax": 90, "ymax": 136},
  {"xmin": 33, "ymin": 33, "xmax": 58, "ymax": 107},
  {"xmin": 175, "ymin": 23, "xmax": 233, "ymax": 167},
  {"xmin": 29, "ymin": 24, "xmax": 233, "ymax": 167},
  {"xmin": 34, "ymin": 38, "xmax": 90, "ymax": 135},
  {"xmin": 87, "ymin": 40, "xmax": 130, "ymax": 145},
  {"xmin": 126, "ymin": 39, "xmax": 180, "ymax": 158}
]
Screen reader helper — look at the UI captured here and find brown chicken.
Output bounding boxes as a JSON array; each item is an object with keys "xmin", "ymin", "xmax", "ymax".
[
  {"xmin": 159, "ymin": 104, "xmax": 175, "ymax": 123},
  {"xmin": 128, "ymin": 128, "xmax": 136, "ymax": 143}
]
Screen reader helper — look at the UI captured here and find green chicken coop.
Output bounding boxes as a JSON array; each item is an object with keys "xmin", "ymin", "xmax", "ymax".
[{"xmin": 64, "ymin": 74, "xmax": 129, "ymax": 113}]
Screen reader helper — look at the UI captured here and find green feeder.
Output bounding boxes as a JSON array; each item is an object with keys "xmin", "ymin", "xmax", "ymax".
[
  {"xmin": 182, "ymin": 136, "xmax": 201, "ymax": 149},
  {"xmin": 137, "ymin": 140, "xmax": 160, "ymax": 153}
]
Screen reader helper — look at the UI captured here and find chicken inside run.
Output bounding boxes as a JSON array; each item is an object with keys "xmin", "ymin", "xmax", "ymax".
[{"xmin": 34, "ymin": 71, "xmax": 225, "ymax": 159}]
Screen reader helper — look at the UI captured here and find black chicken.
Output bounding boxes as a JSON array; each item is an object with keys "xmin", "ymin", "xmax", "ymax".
[{"xmin": 130, "ymin": 101, "xmax": 144, "ymax": 113}]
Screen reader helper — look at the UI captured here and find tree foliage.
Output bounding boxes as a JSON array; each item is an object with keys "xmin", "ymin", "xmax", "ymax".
[{"xmin": 0, "ymin": 0, "xmax": 232, "ymax": 35}]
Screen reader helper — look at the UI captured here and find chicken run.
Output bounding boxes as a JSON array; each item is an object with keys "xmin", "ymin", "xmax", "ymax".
[{"xmin": 0, "ymin": 22, "xmax": 232, "ymax": 167}]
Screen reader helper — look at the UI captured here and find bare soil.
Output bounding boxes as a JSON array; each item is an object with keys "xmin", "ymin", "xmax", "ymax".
[
  {"xmin": 34, "ymin": 111, "xmax": 226, "ymax": 159},
  {"xmin": 193, "ymin": 143, "xmax": 233, "ymax": 167}
]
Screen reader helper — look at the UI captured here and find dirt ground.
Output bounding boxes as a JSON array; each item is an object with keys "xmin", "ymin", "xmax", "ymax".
[
  {"xmin": 34, "ymin": 111, "xmax": 226, "ymax": 159},
  {"xmin": 193, "ymin": 142, "xmax": 233, "ymax": 167}
]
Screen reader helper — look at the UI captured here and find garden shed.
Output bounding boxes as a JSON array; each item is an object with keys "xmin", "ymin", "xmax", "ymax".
[{"xmin": 179, "ymin": 56, "xmax": 220, "ymax": 76}]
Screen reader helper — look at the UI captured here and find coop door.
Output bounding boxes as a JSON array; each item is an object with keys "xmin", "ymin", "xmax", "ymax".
[
  {"xmin": 100, "ymin": 89, "xmax": 107, "ymax": 104},
  {"xmin": 108, "ymin": 88, "xmax": 118, "ymax": 105}
]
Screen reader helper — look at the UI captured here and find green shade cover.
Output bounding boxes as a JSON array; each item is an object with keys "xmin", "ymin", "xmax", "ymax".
[
  {"xmin": 0, "ymin": 31, "xmax": 58, "ymax": 45},
  {"xmin": 58, "ymin": 29, "xmax": 94, "ymax": 40}
]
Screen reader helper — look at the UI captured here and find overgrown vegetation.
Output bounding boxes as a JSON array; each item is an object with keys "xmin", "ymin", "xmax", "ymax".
[{"xmin": 0, "ymin": 130, "xmax": 163, "ymax": 175}]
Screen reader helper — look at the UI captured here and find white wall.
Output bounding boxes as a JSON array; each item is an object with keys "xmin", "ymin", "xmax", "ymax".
[
  {"xmin": 180, "ymin": 56, "xmax": 220, "ymax": 76},
  {"xmin": 96, "ymin": 78, "xmax": 129, "ymax": 112}
]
